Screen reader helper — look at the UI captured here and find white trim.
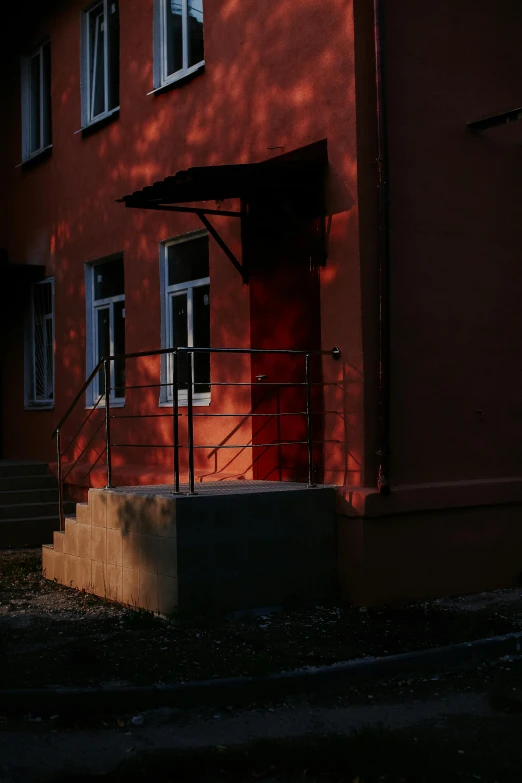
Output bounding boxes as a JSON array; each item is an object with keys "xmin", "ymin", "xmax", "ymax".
[
  {"xmin": 81, "ymin": 0, "xmax": 119, "ymax": 129},
  {"xmin": 39, "ymin": 46, "xmax": 44, "ymax": 147},
  {"xmin": 85, "ymin": 400, "xmax": 125, "ymax": 411},
  {"xmin": 146, "ymin": 62, "xmax": 204, "ymax": 95},
  {"xmin": 74, "ymin": 106, "xmax": 119, "ymax": 134},
  {"xmin": 21, "ymin": 40, "xmax": 52, "ymax": 163},
  {"xmin": 85, "ymin": 258, "xmax": 125, "ymax": 407},
  {"xmin": 103, "ymin": 1, "xmax": 109, "ymax": 116},
  {"xmin": 159, "ymin": 398, "xmax": 210, "ymax": 409},
  {"xmin": 159, "ymin": 230, "xmax": 210, "ymax": 405},
  {"xmin": 16, "ymin": 144, "xmax": 53, "ymax": 167},
  {"xmin": 182, "ymin": 0, "xmax": 189, "ymax": 72},
  {"xmin": 25, "ymin": 277, "xmax": 55, "ymax": 409},
  {"xmin": 153, "ymin": 0, "xmax": 205, "ymax": 90}
]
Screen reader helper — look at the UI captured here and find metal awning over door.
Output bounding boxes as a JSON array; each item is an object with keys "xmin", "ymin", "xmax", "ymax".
[{"xmin": 117, "ymin": 140, "xmax": 328, "ymax": 282}]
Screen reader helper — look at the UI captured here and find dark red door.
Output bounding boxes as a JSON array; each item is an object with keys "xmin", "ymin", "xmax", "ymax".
[{"xmin": 248, "ymin": 207, "xmax": 322, "ymax": 482}]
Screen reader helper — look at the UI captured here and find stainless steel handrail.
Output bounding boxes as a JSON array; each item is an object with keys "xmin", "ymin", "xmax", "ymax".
[{"xmin": 52, "ymin": 345, "xmax": 341, "ymax": 526}]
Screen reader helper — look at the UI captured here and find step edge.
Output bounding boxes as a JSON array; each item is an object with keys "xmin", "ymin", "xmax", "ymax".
[
  {"xmin": 0, "ymin": 515, "xmax": 63, "ymax": 523},
  {"xmin": 0, "ymin": 501, "xmax": 70, "ymax": 510},
  {"xmin": 0, "ymin": 488, "xmax": 58, "ymax": 495}
]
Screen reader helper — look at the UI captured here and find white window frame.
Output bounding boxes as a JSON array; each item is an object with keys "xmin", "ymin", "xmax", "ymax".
[
  {"xmin": 159, "ymin": 231, "xmax": 210, "ymax": 407},
  {"xmin": 80, "ymin": 0, "xmax": 119, "ymax": 128},
  {"xmin": 21, "ymin": 40, "xmax": 52, "ymax": 162},
  {"xmin": 25, "ymin": 278, "xmax": 55, "ymax": 410},
  {"xmin": 85, "ymin": 259, "xmax": 125, "ymax": 408},
  {"xmin": 153, "ymin": 0, "xmax": 205, "ymax": 91}
]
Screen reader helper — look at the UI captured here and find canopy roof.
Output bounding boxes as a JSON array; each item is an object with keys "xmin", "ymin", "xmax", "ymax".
[{"xmin": 119, "ymin": 139, "xmax": 328, "ymax": 211}]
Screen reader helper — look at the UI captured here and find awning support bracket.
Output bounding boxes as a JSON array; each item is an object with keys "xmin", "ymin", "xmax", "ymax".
[
  {"xmin": 468, "ymin": 106, "xmax": 522, "ymax": 131},
  {"xmin": 196, "ymin": 211, "xmax": 248, "ymax": 283},
  {"xmin": 124, "ymin": 202, "xmax": 245, "ymax": 219}
]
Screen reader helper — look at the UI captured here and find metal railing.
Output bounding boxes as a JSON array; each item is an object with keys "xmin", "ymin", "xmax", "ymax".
[{"xmin": 53, "ymin": 345, "xmax": 341, "ymax": 530}]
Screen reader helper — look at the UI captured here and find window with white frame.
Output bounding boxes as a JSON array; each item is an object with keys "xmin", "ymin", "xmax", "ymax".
[
  {"xmin": 81, "ymin": 0, "xmax": 120, "ymax": 127},
  {"xmin": 26, "ymin": 278, "xmax": 54, "ymax": 407},
  {"xmin": 85, "ymin": 256, "xmax": 125, "ymax": 405},
  {"xmin": 153, "ymin": 0, "xmax": 204, "ymax": 89},
  {"xmin": 160, "ymin": 233, "xmax": 210, "ymax": 403},
  {"xmin": 21, "ymin": 40, "xmax": 52, "ymax": 162}
]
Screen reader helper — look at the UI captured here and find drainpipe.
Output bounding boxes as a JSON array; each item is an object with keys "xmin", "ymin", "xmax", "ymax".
[{"xmin": 373, "ymin": 0, "xmax": 391, "ymax": 494}]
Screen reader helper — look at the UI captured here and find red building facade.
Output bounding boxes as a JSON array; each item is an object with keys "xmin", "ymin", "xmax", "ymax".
[{"xmin": 2, "ymin": 0, "xmax": 522, "ymax": 604}]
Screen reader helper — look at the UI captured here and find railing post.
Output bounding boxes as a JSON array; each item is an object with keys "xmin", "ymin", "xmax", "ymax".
[
  {"xmin": 187, "ymin": 351, "xmax": 195, "ymax": 495},
  {"xmin": 172, "ymin": 350, "xmax": 180, "ymax": 494},
  {"xmin": 56, "ymin": 428, "xmax": 64, "ymax": 531},
  {"xmin": 104, "ymin": 359, "xmax": 113, "ymax": 489},
  {"xmin": 305, "ymin": 353, "xmax": 314, "ymax": 487}
]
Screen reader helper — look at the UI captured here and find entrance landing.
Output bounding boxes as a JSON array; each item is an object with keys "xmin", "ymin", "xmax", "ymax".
[{"xmin": 42, "ymin": 481, "xmax": 337, "ymax": 616}]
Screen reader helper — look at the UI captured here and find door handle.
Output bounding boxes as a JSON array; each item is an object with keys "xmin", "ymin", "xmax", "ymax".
[{"xmin": 256, "ymin": 374, "xmax": 268, "ymax": 381}]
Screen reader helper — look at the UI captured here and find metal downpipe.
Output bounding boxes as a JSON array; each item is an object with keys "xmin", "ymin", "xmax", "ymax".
[{"xmin": 373, "ymin": 0, "xmax": 391, "ymax": 494}]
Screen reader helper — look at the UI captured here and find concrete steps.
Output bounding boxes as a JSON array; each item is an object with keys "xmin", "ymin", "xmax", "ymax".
[
  {"xmin": 0, "ymin": 501, "xmax": 66, "ymax": 520},
  {"xmin": 0, "ymin": 474, "xmax": 58, "ymax": 492},
  {"xmin": 0, "ymin": 461, "xmax": 68, "ymax": 548},
  {"xmin": 0, "ymin": 488, "xmax": 60, "ymax": 505},
  {"xmin": 43, "ymin": 489, "xmax": 179, "ymax": 611},
  {"xmin": 42, "ymin": 483, "xmax": 337, "ymax": 616},
  {"xmin": 0, "ymin": 461, "xmax": 50, "ymax": 478}
]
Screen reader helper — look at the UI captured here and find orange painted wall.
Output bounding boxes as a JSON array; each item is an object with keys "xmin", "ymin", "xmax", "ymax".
[
  {"xmin": 0, "ymin": 0, "xmax": 365, "ymax": 486},
  {"xmin": 384, "ymin": 0, "xmax": 522, "ymax": 486}
]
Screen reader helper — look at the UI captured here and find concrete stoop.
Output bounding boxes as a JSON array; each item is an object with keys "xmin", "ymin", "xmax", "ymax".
[
  {"xmin": 42, "ymin": 482, "xmax": 337, "ymax": 615},
  {"xmin": 0, "ymin": 460, "xmax": 73, "ymax": 548}
]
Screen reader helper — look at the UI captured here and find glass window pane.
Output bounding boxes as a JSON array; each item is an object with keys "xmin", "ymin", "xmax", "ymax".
[
  {"xmin": 167, "ymin": 236, "xmax": 209, "ymax": 286},
  {"xmin": 188, "ymin": 0, "xmax": 204, "ymax": 67},
  {"xmin": 93, "ymin": 257, "xmax": 124, "ymax": 300},
  {"xmin": 30, "ymin": 53, "xmax": 41, "ymax": 153},
  {"xmin": 36, "ymin": 280, "xmax": 52, "ymax": 315},
  {"xmin": 42, "ymin": 42, "xmax": 52, "ymax": 148},
  {"xmin": 34, "ymin": 319, "xmax": 45, "ymax": 399},
  {"xmin": 193, "ymin": 284, "xmax": 210, "ymax": 394},
  {"xmin": 171, "ymin": 294, "xmax": 188, "ymax": 390},
  {"xmin": 113, "ymin": 300, "xmax": 126, "ymax": 397},
  {"xmin": 97, "ymin": 308, "xmax": 110, "ymax": 396},
  {"xmin": 108, "ymin": 0, "xmax": 119, "ymax": 110},
  {"xmin": 90, "ymin": 7, "xmax": 105, "ymax": 118},
  {"xmin": 165, "ymin": 0, "xmax": 183, "ymax": 77},
  {"xmin": 46, "ymin": 318, "xmax": 54, "ymax": 399},
  {"xmin": 31, "ymin": 282, "xmax": 53, "ymax": 402}
]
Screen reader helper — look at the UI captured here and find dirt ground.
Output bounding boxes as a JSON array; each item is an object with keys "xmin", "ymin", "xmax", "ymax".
[
  {"xmin": 2, "ymin": 654, "xmax": 522, "ymax": 782},
  {"xmin": 2, "ymin": 549, "xmax": 522, "ymax": 689}
]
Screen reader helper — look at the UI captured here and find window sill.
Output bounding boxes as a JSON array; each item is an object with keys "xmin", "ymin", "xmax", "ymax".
[
  {"xmin": 148, "ymin": 62, "xmax": 205, "ymax": 97},
  {"xmin": 18, "ymin": 145, "xmax": 53, "ymax": 170},
  {"xmin": 85, "ymin": 399, "xmax": 125, "ymax": 410},
  {"xmin": 24, "ymin": 403, "xmax": 55, "ymax": 412},
  {"xmin": 76, "ymin": 107, "xmax": 120, "ymax": 138},
  {"xmin": 159, "ymin": 396, "xmax": 211, "ymax": 408}
]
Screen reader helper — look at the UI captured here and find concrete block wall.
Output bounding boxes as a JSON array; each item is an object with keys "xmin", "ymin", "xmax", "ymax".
[
  {"xmin": 42, "ymin": 489, "xmax": 178, "ymax": 614},
  {"xmin": 42, "ymin": 485, "xmax": 337, "ymax": 615}
]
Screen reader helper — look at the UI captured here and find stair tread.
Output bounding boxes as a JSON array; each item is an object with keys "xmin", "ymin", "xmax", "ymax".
[
  {"xmin": 0, "ymin": 515, "xmax": 61, "ymax": 523},
  {"xmin": 0, "ymin": 474, "xmax": 55, "ymax": 480},
  {"xmin": 0, "ymin": 501, "xmax": 64, "ymax": 509},
  {"xmin": 42, "ymin": 544, "xmax": 54, "ymax": 550},
  {"xmin": 0, "ymin": 489, "xmax": 58, "ymax": 496}
]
